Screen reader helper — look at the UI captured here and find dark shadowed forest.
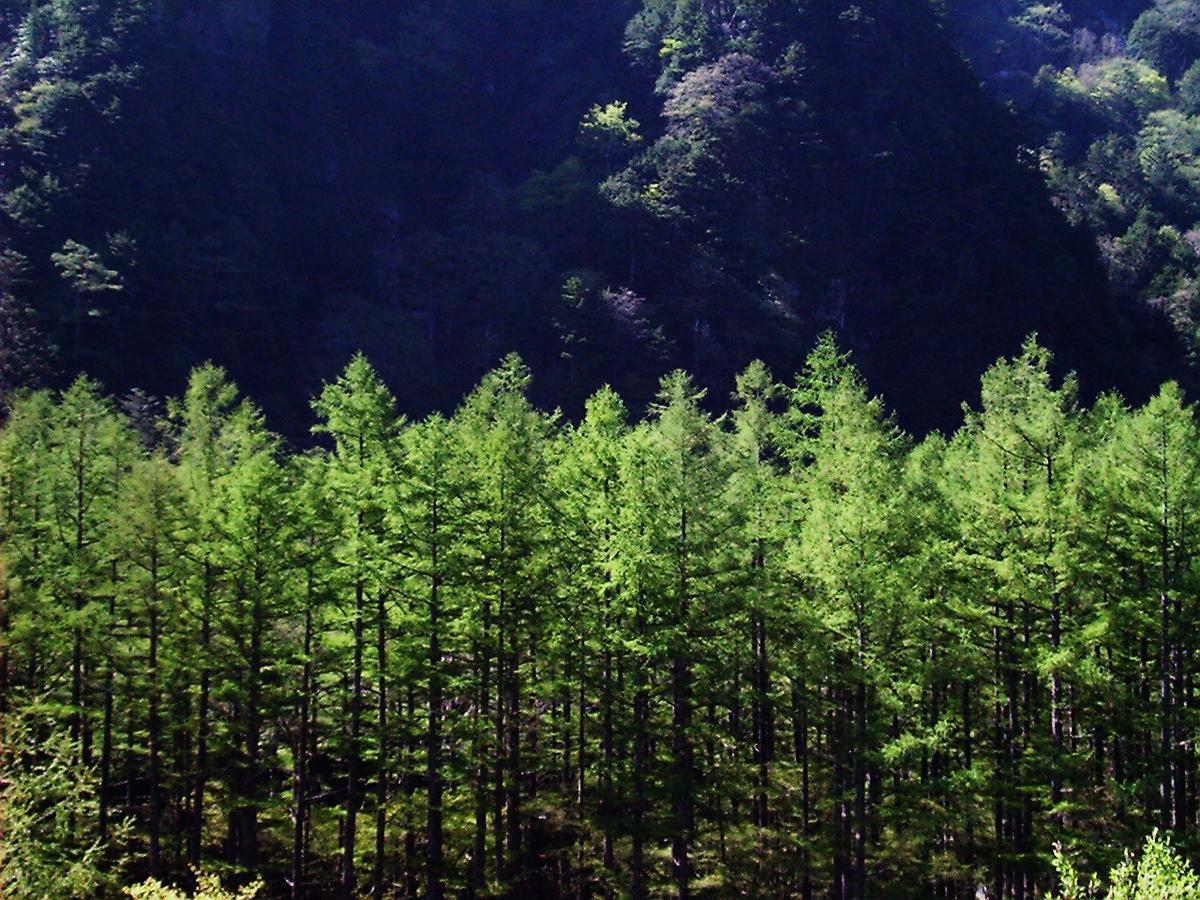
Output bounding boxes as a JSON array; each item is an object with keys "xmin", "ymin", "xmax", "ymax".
[{"xmin": 0, "ymin": 0, "xmax": 1192, "ymax": 435}]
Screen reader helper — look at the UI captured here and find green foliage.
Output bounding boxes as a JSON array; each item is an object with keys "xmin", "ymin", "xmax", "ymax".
[
  {"xmin": 9, "ymin": 342, "xmax": 1200, "ymax": 895},
  {"xmin": 952, "ymin": 0, "xmax": 1200, "ymax": 365},
  {"xmin": 124, "ymin": 871, "xmax": 263, "ymax": 899},
  {"xmin": 579, "ymin": 101, "xmax": 642, "ymax": 173},
  {"xmin": 1129, "ymin": 2, "xmax": 1200, "ymax": 83},
  {"xmin": 1054, "ymin": 831, "xmax": 1200, "ymax": 899},
  {"xmin": 0, "ymin": 713, "xmax": 128, "ymax": 898}
]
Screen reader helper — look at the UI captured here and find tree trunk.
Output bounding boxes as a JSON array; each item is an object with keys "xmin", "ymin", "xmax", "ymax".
[
  {"xmin": 292, "ymin": 586, "xmax": 314, "ymax": 899},
  {"xmin": 148, "ymin": 546, "xmax": 162, "ymax": 877},
  {"xmin": 793, "ymin": 678, "xmax": 811, "ymax": 900},
  {"xmin": 506, "ymin": 626, "xmax": 522, "ymax": 883},
  {"xmin": 405, "ymin": 686, "xmax": 418, "ymax": 897},
  {"xmin": 1161, "ymin": 587, "xmax": 1173, "ymax": 829},
  {"xmin": 631, "ymin": 596, "xmax": 648, "ymax": 900},
  {"xmin": 471, "ymin": 621, "xmax": 489, "ymax": 895},
  {"xmin": 99, "ymin": 564, "xmax": 116, "ymax": 841},
  {"xmin": 341, "ymin": 577, "xmax": 365, "ymax": 899},
  {"xmin": 426, "ymin": 556, "xmax": 445, "ymax": 900},
  {"xmin": 373, "ymin": 590, "xmax": 388, "ymax": 897},
  {"xmin": 70, "ymin": 426, "xmax": 85, "ymax": 752},
  {"xmin": 854, "ymin": 641, "xmax": 867, "ymax": 900},
  {"xmin": 602, "ymin": 641, "xmax": 615, "ymax": 880},
  {"xmin": 671, "ymin": 510, "xmax": 692, "ymax": 900},
  {"xmin": 192, "ymin": 561, "xmax": 213, "ymax": 868}
]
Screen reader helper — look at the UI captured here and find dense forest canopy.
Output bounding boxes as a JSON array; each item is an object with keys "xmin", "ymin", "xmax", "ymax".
[
  {"xmin": 0, "ymin": 0, "xmax": 1189, "ymax": 437},
  {"xmin": 3, "ymin": 340, "xmax": 1200, "ymax": 898}
]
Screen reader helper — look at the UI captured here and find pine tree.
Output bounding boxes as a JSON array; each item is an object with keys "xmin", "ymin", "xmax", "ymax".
[
  {"xmin": 115, "ymin": 454, "xmax": 184, "ymax": 877},
  {"xmin": 285, "ymin": 452, "xmax": 338, "ymax": 899},
  {"xmin": 951, "ymin": 337, "xmax": 1082, "ymax": 896},
  {"xmin": 1107, "ymin": 382, "xmax": 1200, "ymax": 834},
  {"xmin": 625, "ymin": 369, "xmax": 734, "ymax": 898}
]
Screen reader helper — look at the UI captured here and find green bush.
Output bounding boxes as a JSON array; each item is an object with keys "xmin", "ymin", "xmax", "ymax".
[{"xmin": 1053, "ymin": 830, "xmax": 1200, "ymax": 899}]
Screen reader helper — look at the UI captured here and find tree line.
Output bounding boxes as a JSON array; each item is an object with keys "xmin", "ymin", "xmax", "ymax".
[{"xmin": 1, "ymin": 336, "xmax": 1199, "ymax": 898}]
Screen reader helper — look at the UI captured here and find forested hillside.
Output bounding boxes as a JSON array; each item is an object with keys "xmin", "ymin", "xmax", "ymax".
[
  {"xmin": 0, "ymin": 0, "xmax": 1185, "ymax": 436},
  {"xmin": 3, "ymin": 341, "xmax": 1200, "ymax": 897},
  {"xmin": 945, "ymin": 0, "xmax": 1200, "ymax": 367}
]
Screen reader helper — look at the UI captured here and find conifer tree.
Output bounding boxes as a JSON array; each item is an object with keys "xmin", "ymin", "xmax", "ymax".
[
  {"xmin": 43, "ymin": 377, "xmax": 132, "ymax": 757},
  {"xmin": 393, "ymin": 413, "xmax": 467, "ymax": 898},
  {"xmin": 455, "ymin": 354, "xmax": 554, "ymax": 891},
  {"xmin": 169, "ymin": 363, "xmax": 243, "ymax": 869},
  {"xmin": 551, "ymin": 386, "xmax": 629, "ymax": 892},
  {"xmin": 115, "ymin": 454, "xmax": 183, "ymax": 877},
  {"xmin": 952, "ymin": 337, "xmax": 1082, "ymax": 895},
  {"xmin": 622, "ymin": 369, "xmax": 735, "ymax": 898},
  {"xmin": 311, "ymin": 353, "xmax": 400, "ymax": 899},
  {"xmin": 211, "ymin": 401, "xmax": 293, "ymax": 874},
  {"xmin": 286, "ymin": 452, "xmax": 338, "ymax": 899},
  {"xmin": 1108, "ymin": 382, "xmax": 1200, "ymax": 833},
  {"xmin": 787, "ymin": 335, "xmax": 908, "ymax": 899}
]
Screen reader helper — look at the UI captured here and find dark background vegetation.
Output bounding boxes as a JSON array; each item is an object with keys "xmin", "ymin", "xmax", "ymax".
[{"xmin": 0, "ymin": 0, "xmax": 1196, "ymax": 437}]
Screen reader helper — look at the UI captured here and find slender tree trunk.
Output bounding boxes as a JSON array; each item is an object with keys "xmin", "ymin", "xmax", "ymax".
[
  {"xmin": 1161, "ymin": 587, "xmax": 1173, "ymax": 829},
  {"xmin": 124, "ymin": 643, "xmax": 136, "ymax": 810},
  {"xmin": 99, "ymin": 563, "xmax": 116, "ymax": 840},
  {"xmin": 631, "ymin": 597, "xmax": 648, "ymax": 900},
  {"xmin": 236, "ymin": 581, "xmax": 265, "ymax": 871},
  {"xmin": 1051, "ymin": 584, "xmax": 1063, "ymax": 829},
  {"xmin": 962, "ymin": 680, "xmax": 974, "ymax": 876},
  {"xmin": 755, "ymin": 607, "xmax": 771, "ymax": 828},
  {"xmin": 793, "ymin": 678, "xmax": 811, "ymax": 900},
  {"xmin": 506, "ymin": 624, "xmax": 522, "ymax": 883},
  {"xmin": 405, "ymin": 685, "xmax": 418, "ymax": 897},
  {"xmin": 671, "ymin": 510, "xmax": 692, "ymax": 900},
  {"xmin": 373, "ymin": 590, "xmax": 388, "ymax": 897},
  {"xmin": 832, "ymin": 672, "xmax": 850, "ymax": 900},
  {"xmin": 602, "ymin": 642, "xmax": 615, "ymax": 879},
  {"xmin": 491, "ymin": 584, "xmax": 507, "ymax": 886},
  {"xmin": 192, "ymin": 560, "xmax": 212, "ymax": 868},
  {"xmin": 148, "ymin": 546, "xmax": 162, "ymax": 877},
  {"xmin": 292, "ymin": 586, "xmax": 314, "ymax": 899},
  {"xmin": 341, "ymin": 577, "xmax": 365, "ymax": 899},
  {"xmin": 576, "ymin": 648, "xmax": 587, "ymax": 899},
  {"xmin": 426, "ymin": 556, "xmax": 445, "ymax": 900},
  {"xmin": 1174, "ymin": 596, "xmax": 1186, "ymax": 829},
  {"xmin": 471, "ymin": 619, "xmax": 489, "ymax": 894},
  {"xmin": 70, "ymin": 427, "xmax": 85, "ymax": 752},
  {"xmin": 853, "ymin": 627, "xmax": 867, "ymax": 900},
  {"xmin": 671, "ymin": 652, "xmax": 693, "ymax": 898}
]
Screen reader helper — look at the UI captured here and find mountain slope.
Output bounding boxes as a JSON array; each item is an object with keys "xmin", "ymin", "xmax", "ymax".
[{"xmin": 0, "ymin": 0, "xmax": 1183, "ymax": 433}]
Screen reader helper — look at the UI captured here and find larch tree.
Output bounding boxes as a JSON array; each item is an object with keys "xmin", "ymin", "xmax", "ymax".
[
  {"xmin": 455, "ymin": 354, "xmax": 555, "ymax": 892},
  {"xmin": 311, "ymin": 353, "xmax": 401, "ymax": 899},
  {"xmin": 787, "ymin": 335, "xmax": 909, "ymax": 900}
]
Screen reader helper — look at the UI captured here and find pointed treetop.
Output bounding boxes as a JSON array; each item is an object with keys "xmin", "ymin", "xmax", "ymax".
[{"xmin": 312, "ymin": 352, "xmax": 401, "ymax": 445}]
